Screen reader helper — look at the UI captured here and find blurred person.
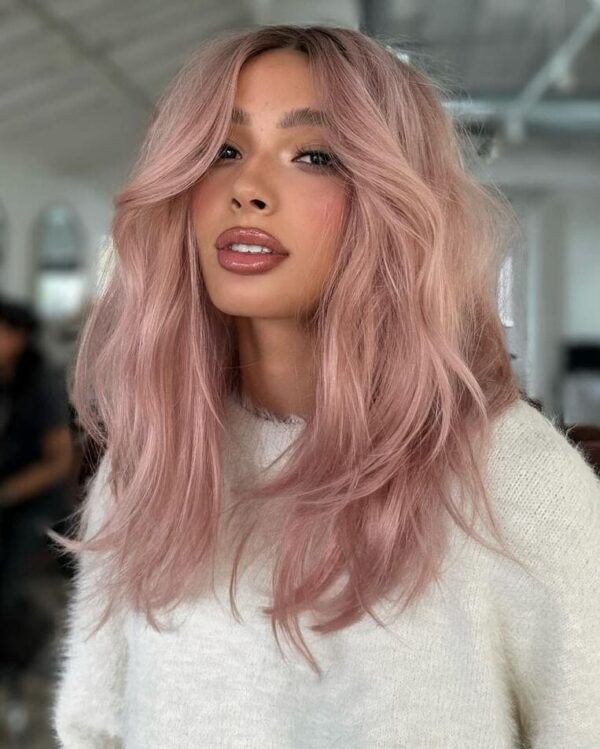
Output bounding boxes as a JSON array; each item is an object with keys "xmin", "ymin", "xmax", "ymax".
[
  {"xmin": 0, "ymin": 298, "xmax": 73, "ymax": 613},
  {"xmin": 50, "ymin": 25, "xmax": 600, "ymax": 748}
]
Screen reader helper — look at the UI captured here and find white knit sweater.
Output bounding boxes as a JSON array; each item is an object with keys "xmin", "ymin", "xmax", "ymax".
[{"xmin": 51, "ymin": 395, "xmax": 600, "ymax": 748}]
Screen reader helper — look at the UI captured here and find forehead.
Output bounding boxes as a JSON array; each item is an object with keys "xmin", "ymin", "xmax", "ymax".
[
  {"xmin": 232, "ymin": 50, "xmax": 330, "ymax": 131},
  {"xmin": 234, "ymin": 49, "xmax": 318, "ymax": 108}
]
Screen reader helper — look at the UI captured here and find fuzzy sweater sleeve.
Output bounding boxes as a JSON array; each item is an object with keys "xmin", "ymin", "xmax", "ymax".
[
  {"xmin": 488, "ymin": 403, "xmax": 600, "ymax": 749},
  {"xmin": 51, "ymin": 453, "xmax": 127, "ymax": 749}
]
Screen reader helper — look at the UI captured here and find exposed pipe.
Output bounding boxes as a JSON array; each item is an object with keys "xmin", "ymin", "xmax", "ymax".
[
  {"xmin": 446, "ymin": 99, "xmax": 600, "ymax": 135},
  {"xmin": 503, "ymin": 0, "xmax": 600, "ymax": 141}
]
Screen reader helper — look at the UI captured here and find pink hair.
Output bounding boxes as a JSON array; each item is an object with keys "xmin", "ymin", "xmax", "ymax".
[{"xmin": 50, "ymin": 24, "xmax": 528, "ymax": 675}]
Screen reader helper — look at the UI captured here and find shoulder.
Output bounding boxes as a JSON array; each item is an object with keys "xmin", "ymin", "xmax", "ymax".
[
  {"xmin": 487, "ymin": 397, "xmax": 599, "ymax": 508},
  {"xmin": 484, "ymin": 398, "xmax": 600, "ymax": 580}
]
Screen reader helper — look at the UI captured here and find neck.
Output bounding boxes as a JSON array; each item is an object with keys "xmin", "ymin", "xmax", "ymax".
[{"xmin": 235, "ymin": 317, "xmax": 316, "ymax": 422}]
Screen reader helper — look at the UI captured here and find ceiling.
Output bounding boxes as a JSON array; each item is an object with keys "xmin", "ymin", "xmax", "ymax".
[{"xmin": 0, "ymin": 0, "xmax": 598, "ymax": 188}]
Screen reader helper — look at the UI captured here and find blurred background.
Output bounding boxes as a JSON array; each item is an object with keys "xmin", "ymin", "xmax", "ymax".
[{"xmin": 0, "ymin": 0, "xmax": 598, "ymax": 745}]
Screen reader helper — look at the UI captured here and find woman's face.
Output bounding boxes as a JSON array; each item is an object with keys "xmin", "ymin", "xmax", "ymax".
[{"xmin": 191, "ymin": 48, "xmax": 347, "ymax": 321}]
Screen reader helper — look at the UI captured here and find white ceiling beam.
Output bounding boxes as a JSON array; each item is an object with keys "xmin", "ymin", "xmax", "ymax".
[{"xmin": 0, "ymin": 82, "xmax": 118, "ymax": 137}]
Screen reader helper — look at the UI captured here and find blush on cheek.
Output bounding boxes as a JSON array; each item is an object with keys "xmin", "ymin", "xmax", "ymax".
[
  {"xmin": 313, "ymin": 190, "xmax": 347, "ymax": 243},
  {"xmin": 190, "ymin": 184, "xmax": 209, "ymax": 219},
  {"xmin": 297, "ymin": 194, "xmax": 346, "ymax": 278},
  {"xmin": 308, "ymin": 180, "xmax": 345, "ymax": 216},
  {"xmin": 190, "ymin": 183, "xmax": 218, "ymax": 251}
]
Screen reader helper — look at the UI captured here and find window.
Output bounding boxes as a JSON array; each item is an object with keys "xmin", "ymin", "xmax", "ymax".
[
  {"xmin": 497, "ymin": 253, "xmax": 514, "ymax": 328},
  {"xmin": 32, "ymin": 203, "xmax": 87, "ymax": 320}
]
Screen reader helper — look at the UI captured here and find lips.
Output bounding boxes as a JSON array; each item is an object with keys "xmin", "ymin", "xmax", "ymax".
[{"xmin": 215, "ymin": 227, "xmax": 290, "ymax": 256}]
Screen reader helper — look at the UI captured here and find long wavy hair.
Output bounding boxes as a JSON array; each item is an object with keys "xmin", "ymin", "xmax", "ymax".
[{"xmin": 50, "ymin": 23, "xmax": 527, "ymax": 676}]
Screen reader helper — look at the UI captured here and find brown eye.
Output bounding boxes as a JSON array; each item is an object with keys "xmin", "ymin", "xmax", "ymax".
[
  {"xmin": 294, "ymin": 149, "xmax": 340, "ymax": 170},
  {"xmin": 216, "ymin": 143, "xmax": 239, "ymax": 160}
]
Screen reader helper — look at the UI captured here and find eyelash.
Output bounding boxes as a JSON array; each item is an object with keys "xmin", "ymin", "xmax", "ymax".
[{"xmin": 214, "ymin": 142, "xmax": 339, "ymax": 171}]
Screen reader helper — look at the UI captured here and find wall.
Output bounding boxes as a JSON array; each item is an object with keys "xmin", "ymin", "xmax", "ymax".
[
  {"xmin": 0, "ymin": 149, "xmax": 112, "ymax": 301},
  {"xmin": 563, "ymin": 190, "xmax": 600, "ymax": 340},
  {"xmin": 488, "ymin": 142, "xmax": 600, "ymax": 419},
  {"xmin": 501, "ymin": 187, "xmax": 600, "ymax": 418}
]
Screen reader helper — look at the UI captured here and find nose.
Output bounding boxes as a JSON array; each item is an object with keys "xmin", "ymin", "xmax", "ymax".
[
  {"xmin": 230, "ymin": 157, "xmax": 276, "ymax": 214},
  {"xmin": 232, "ymin": 195, "xmax": 267, "ymax": 211}
]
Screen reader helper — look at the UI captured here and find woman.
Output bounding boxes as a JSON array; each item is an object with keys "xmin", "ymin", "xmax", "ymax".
[{"xmin": 50, "ymin": 25, "xmax": 600, "ymax": 748}]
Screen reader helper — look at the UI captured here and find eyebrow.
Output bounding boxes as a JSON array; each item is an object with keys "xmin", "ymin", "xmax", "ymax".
[{"xmin": 231, "ymin": 106, "xmax": 329, "ymax": 128}]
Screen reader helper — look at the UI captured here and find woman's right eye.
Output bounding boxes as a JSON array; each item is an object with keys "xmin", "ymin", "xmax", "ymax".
[{"xmin": 216, "ymin": 143, "xmax": 239, "ymax": 161}]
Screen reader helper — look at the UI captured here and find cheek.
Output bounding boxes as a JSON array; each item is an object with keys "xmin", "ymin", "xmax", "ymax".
[
  {"xmin": 306, "ymin": 182, "xmax": 345, "ymax": 223},
  {"xmin": 298, "ymin": 184, "xmax": 346, "ymax": 262},
  {"xmin": 190, "ymin": 177, "xmax": 221, "ymax": 236},
  {"xmin": 190, "ymin": 182, "xmax": 210, "ymax": 225}
]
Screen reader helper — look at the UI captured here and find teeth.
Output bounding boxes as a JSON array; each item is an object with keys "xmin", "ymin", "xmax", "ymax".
[{"xmin": 228, "ymin": 243, "xmax": 273, "ymax": 254}]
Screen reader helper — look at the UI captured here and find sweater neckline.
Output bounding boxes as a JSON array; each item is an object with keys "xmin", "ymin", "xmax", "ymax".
[
  {"xmin": 230, "ymin": 387, "xmax": 307, "ymax": 427},
  {"xmin": 224, "ymin": 388, "xmax": 307, "ymax": 476}
]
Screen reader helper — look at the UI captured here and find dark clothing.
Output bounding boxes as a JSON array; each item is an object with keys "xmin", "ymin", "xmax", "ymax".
[
  {"xmin": 0, "ymin": 365, "xmax": 71, "ymax": 481},
  {"xmin": 0, "ymin": 364, "xmax": 72, "ymax": 607},
  {"xmin": 0, "ymin": 305, "xmax": 72, "ymax": 673}
]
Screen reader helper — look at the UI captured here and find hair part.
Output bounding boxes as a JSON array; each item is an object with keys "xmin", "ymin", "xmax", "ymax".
[{"xmin": 49, "ymin": 24, "xmax": 528, "ymax": 676}]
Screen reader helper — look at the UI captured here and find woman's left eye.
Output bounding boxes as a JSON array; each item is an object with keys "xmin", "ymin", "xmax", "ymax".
[{"xmin": 294, "ymin": 150, "xmax": 337, "ymax": 169}]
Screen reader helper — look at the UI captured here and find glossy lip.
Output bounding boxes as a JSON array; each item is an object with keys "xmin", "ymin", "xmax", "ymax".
[{"xmin": 215, "ymin": 226, "xmax": 290, "ymax": 256}]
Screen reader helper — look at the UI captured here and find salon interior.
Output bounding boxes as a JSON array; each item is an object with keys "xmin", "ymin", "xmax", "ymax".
[{"xmin": 0, "ymin": 0, "xmax": 599, "ymax": 745}]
